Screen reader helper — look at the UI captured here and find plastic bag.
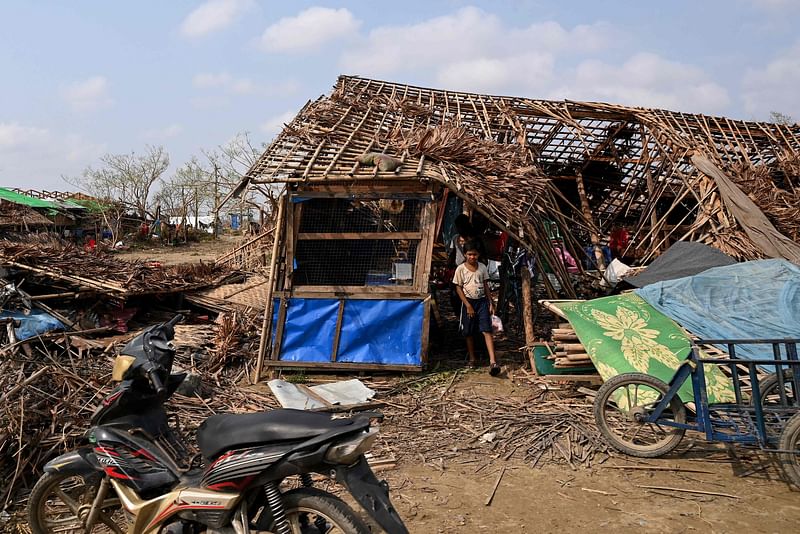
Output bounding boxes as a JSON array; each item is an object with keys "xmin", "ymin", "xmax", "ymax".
[{"xmin": 491, "ymin": 314, "xmax": 504, "ymax": 334}]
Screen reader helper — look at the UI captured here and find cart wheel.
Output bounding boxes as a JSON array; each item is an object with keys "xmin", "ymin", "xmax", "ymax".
[
  {"xmin": 594, "ymin": 373, "xmax": 687, "ymax": 458},
  {"xmin": 755, "ymin": 369, "xmax": 797, "ymax": 408},
  {"xmin": 778, "ymin": 412, "xmax": 800, "ymax": 488}
]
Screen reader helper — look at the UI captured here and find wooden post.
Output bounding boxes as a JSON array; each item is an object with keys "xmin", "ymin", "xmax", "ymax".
[
  {"xmin": 575, "ymin": 172, "xmax": 606, "ymax": 270},
  {"xmin": 254, "ymin": 194, "xmax": 286, "ymax": 382},
  {"xmin": 520, "ymin": 263, "xmax": 538, "ymax": 375}
]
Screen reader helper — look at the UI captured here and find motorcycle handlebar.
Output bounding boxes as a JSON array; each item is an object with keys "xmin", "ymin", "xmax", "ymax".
[
  {"xmin": 165, "ymin": 314, "xmax": 183, "ymax": 328},
  {"xmin": 143, "ymin": 362, "xmax": 167, "ymax": 399}
]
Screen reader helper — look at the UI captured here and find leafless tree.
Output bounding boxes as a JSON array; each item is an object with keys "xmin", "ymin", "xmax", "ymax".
[
  {"xmin": 67, "ymin": 145, "xmax": 169, "ymax": 219},
  {"xmin": 770, "ymin": 111, "xmax": 795, "ymax": 126},
  {"xmin": 206, "ymin": 132, "xmax": 280, "ymax": 218}
]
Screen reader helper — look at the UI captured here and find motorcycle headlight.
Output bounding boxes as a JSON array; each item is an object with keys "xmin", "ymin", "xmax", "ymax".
[
  {"xmin": 111, "ymin": 356, "xmax": 136, "ymax": 381},
  {"xmin": 324, "ymin": 428, "xmax": 379, "ymax": 465}
]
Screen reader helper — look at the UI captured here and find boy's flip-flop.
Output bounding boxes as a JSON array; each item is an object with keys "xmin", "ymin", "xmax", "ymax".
[{"xmin": 489, "ymin": 363, "xmax": 501, "ymax": 377}]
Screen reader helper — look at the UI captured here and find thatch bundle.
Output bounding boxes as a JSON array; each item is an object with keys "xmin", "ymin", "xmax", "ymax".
[{"xmin": 730, "ymin": 155, "xmax": 800, "ymax": 242}]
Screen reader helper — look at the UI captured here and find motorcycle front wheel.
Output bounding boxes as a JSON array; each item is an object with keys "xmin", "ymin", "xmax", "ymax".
[
  {"xmin": 261, "ymin": 487, "xmax": 370, "ymax": 534},
  {"xmin": 28, "ymin": 472, "xmax": 127, "ymax": 534}
]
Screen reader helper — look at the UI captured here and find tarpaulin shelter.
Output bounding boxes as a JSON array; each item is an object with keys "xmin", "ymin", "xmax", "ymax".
[
  {"xmin": 227, "ymin": 75, "xmax": 800, "ymax": 377},
  {"xmin": 636, "ymin": 259, "xmax": 800, "ymax": 360},
  {"xmin": 623, "ymin": 241, "xmax": 736, "ymax": 288}
]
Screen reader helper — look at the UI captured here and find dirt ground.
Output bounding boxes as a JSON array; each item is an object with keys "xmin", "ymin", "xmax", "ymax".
[
  {"xmin": 121, "ymin": 238, "xmax": 800, "ymax": 533},
  {"xmin": 114, "ymin": 234, "xmax": 242, "ymax": 265},
  {"xmin": 374, "ymin": 373, "xmax": 800, "ymax": 534}
]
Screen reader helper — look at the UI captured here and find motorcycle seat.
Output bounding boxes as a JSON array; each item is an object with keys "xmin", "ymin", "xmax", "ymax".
[{"xmin": 197, "ymin": 409, "xmax": 354, "ymax": 459}]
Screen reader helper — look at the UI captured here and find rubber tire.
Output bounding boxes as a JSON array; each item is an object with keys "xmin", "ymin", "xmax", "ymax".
[
  {"xmin": 264, "ymin": 487, "xmax": 370, "ymax": 534},
  {"xmin": 594, "ymin": 373, "xmax": 687, "ymax": 458},
  {"xmin": 755, "ymin": 369, "xmax": 797, "ymax": 407},
  {"xmin": 28, "ymin": 471, "xmax": 122, "ymax": 534},
  {"xmin": 778, "ymin": 412, "xmax": 800, "ymax": 488}
]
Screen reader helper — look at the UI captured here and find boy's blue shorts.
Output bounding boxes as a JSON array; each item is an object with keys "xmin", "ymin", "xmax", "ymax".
[{"xmin": 459, "ymin": 297, "xmax": 491, "ymax": 336}]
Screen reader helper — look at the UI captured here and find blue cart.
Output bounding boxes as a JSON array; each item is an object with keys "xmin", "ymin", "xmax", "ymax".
[{"xmin": 593, "ymin": 339, "xmax": 800, "ymax": 487}]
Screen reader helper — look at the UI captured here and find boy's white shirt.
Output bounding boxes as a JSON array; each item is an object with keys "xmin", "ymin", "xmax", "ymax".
[{"xmin": 452, "ymin": 262, "xmax": 489, "ymax": 299}]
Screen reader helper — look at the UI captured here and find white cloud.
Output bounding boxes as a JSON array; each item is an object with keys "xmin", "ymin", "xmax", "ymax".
[
  {"xmin": 143, "ymin": 124, "xmax": 184, "ymax": 141},
  {"xmin": 746, "ymin": 0, "xmax": 798, "ymax": 9},
  {"xmin": 63, "ymin": 134, "xmax": 107, "ymax": 163},
  {"xmin": 336, "ymin": 7, "xmax": 735, "ymax": 116},
  {"xmin": 742, "ymin": 41, "xmax": 800, "ymax": 121},
  {"xmin": 259, "ymin": 7, "xmax": 360, "ymax": 53},
  {"xmin": 340, "ymin": 7, "xmax": 612, "ymax": 79},
  {"xmin": 0, "ymin": 125, "xmax": 106, "ymax": 189},
  {"xmin": 180, "ymin": 0, "xmax": 254, "ymax": 38},
  {"xmin": 197, "ymin": 73, "xmax": 257, "ymax": 95},
  {"xmin": 63, "ymin": 76, "xmax": 113, "ymax": 111},
  {"xmin": 261, "ymin": 110, "xmax": 296, "ymax": 138},
  {"xmin": 553, "ymin": 53, "xmax": 731, "ymax": 114},
  {"xmin": 437, "ymin": 53, "xmax": 555, "ymax": 95},
  {"xmin": 0, "ymin": 122, "xmax": 49, "ymax": 149},
  {"xmin": 193, "ymin": 72, "xmax": 301, "ymax": 96}
]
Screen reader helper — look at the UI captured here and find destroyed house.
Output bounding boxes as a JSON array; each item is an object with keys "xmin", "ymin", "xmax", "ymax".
[{"xmin": 234, "ymin": 75, "xmax": 800, "ymax": 376}]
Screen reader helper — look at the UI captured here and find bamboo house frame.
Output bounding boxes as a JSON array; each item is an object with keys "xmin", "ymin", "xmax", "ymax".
[{"xmin": 235, "ymin": 75, "xmax": 800, "ymax": 376}]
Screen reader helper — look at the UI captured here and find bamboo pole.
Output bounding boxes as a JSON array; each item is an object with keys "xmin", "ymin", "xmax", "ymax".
[
  {"xmin": 254, "ymin": 194, "xmax": 286, "ymax": 382},
  {"xmin": 520, "ymin": 264, "xmax": 538, "ymax": 375}
]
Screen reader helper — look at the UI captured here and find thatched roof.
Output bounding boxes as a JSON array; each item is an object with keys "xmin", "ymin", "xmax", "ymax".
[
  {"xmin": 0, "ymin": 201, "xmax": 52, "ymax": 227},
  {"xmin": 241, "ymin": 75, "xmax": 800, "ymax": 294}
]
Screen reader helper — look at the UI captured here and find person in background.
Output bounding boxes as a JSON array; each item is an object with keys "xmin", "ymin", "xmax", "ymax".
[
  {"xmin": 453, "ymin": 240, "xmax": 500, "ymax": 376},
  {"xmin": 448, "ymin": 214, "xmax": 473, "ymax": 267},
  {"xmin": 551, "ymin": 239, "xmax": 579, "ymax": 274}
]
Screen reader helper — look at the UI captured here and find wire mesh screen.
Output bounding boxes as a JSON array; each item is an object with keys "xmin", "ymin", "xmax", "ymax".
[
  {"xmin": 293, "ymin": 196, "xmax": 426, "ymax": 287},
  {"xmin": 295, "ymin": 239, "xmax": 419, "ymax": 286},
  {"xmin": 298, "ymin": 198, "xmax": 424, "ymax": 233}
]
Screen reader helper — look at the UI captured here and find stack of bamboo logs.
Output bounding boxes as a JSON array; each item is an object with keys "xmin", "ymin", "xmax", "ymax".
[{"xmin": 550, "ymin": 323, "xmax": 595, "ymax": 370}]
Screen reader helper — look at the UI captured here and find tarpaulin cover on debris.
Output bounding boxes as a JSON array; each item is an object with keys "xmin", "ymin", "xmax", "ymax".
[
  {"xmin": 0, "ymin": 309, "xmax": 64, "ymax": 341},
  {"xmin": 635, "ymin": 259, "xmax": 800, "ymax": 360},
  {"xmin": 623, "ymin": 241, "xmax": 736, "ymax": 288},
  {"xmin": 553, "ymin": 293, "xmax": 736, "ymax": 403},
  {"xmin": 273, "ymin": 298, "xmax": 423, "ymax": 365}
]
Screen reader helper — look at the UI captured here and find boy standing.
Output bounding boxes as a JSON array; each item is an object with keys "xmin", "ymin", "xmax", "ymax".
[{"xmin": 453, "ymin": 240, "xmax": 500, "ymax": 376}]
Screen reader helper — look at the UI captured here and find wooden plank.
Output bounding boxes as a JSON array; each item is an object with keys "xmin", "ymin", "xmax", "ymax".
[
  {"xmin": 330, "ymin": 299, "xmax": 346, "ymax": 362},
  {"xmin": 256, "ymin": 194, "xmax": 286, "ymax": 379},
  {"xmin": 271, "ymin": 298, "xmax": 289, "ymax": 360},
  {"xmin": 420, "ymin": 296, "xmax": 432, "ymax": 367},
  {"xmin": 297, "ymin": 232, "xmax": 423, "ymax": 240},
  {"xmin": 415, "ymin": 196, "xmax": 437, "ymax": 293},
  {"xmin": 543, "ymin": 374, "xmax": 603, "ymax": 384},
  {"xmin": 521, "ymin": 265, "xmax": 538, "ymax": 375},
  {"xmin": 286, "ymin": 286, "xmax": 427, "ymax": 297},
  {"xmin": 264, "ymin": 360, "xmax": 423, "ymax": 373}
]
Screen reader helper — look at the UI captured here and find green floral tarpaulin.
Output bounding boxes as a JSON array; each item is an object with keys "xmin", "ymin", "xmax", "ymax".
[{"xmin": 553, "ymin": 294, "xmax": 736, "ymax": 404}]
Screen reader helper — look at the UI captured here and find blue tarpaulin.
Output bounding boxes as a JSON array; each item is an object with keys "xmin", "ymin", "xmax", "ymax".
[
  {"xmin": 0, "ymin": 309, "xmax": 64, "ymax": 341},
  {"xmin": 635, "ymin": 259, "xmax": 800, "ymax": 360},
  {"xmin": 273, "ymin": 298, "xmax": 423, "ymax": 365}
]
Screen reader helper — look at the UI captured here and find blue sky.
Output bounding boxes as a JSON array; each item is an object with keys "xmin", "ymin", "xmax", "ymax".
[{"xmin": 1, "ymin": 0, "xmax": 798, "ymax": 190}]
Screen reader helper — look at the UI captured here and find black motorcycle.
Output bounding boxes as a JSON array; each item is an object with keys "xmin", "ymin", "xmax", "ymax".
[{"xmin": 28, "ymin": 315, "xmax": 408, "ymax": 534}]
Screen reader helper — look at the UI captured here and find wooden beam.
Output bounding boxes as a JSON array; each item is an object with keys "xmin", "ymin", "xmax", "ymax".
[
  {"xmin": 255, "ymin": 194, "xmax": 286, "ymax": 381},
  {"xmin": 297, "ymin": 232, "xmax": 423, "ymax": 240},
  {"xmin": 520, "ymin": 265, "xmax": 538, "ymax": 375},
  {"xmin": 330, "ymin": 299, "xmax": 346, "ymax": 362},
  {"xmin": 263, "ymin": 360, "xmax": 423, "ymax": 373}
]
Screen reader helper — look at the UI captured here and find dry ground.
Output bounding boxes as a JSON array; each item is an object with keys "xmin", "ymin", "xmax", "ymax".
[
  {"xmin": 114, "ymin": 234, "xmax": 241, "ymax": 265},
  {"xmin": 119, "ymin": 237, "xmax": 800, "ymax": 533},
  {"xmin": 376, "ymin": 373, "xmax": 800, "ymax": 534}
]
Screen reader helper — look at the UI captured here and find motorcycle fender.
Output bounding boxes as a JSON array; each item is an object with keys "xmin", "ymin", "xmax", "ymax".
[
  {"xmin": 44, "ymin": 449, "xmax": 101, "ymax": 476},
  {"xmin": 336, "ymin": 456, "xmax": 409, "ymax": 534}
]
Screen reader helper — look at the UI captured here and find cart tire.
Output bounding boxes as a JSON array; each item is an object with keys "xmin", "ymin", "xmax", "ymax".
[
  {"xmin": 594, "ymin": 373, "xmax": 687, "ymax": 458},
  {"xmin": 755, "ymin": 369, "xmax": 797, "ymax": 407},
  {"xmin": 778, "ymin": 412, "xmax": 800, "ymax": 488}
]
